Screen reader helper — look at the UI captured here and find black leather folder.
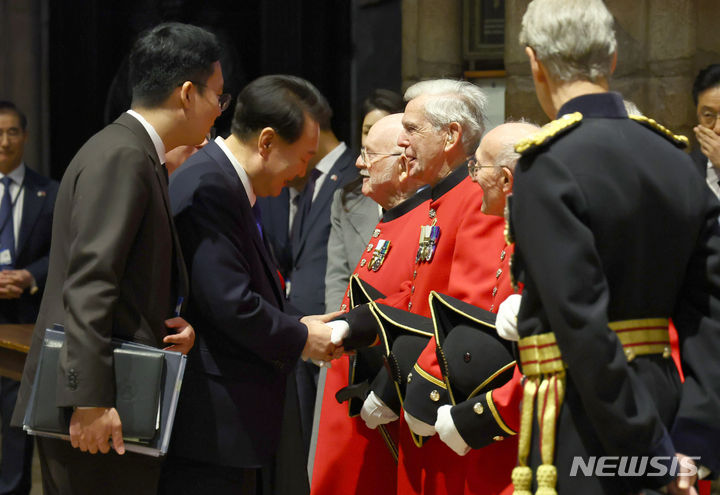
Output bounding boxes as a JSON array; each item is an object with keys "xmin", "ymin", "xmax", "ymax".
[{"xmin": 23, "ymin": 326, "xmax": 186, "ymax": 456}]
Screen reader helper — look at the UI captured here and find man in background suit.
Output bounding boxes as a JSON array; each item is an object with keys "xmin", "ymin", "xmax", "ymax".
[
  {"xmin": 165, "ymin": 74, "xmax": 341, "ymax": 495},
  {"xmin": 12, "ymin": 22, "xmax": 219, "ymax": 495},
  {"xmin": 691, "ymin": 63, "xmax": 720, "ymax": 198},
  {"xmin": 0, "ymin": 101, "xmax": 58, "ymax": 495}
]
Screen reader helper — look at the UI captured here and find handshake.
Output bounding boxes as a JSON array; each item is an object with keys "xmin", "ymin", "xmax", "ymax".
[{"xmin": 299, "ymin": 311, "xmax": 351, "ymax": 365}]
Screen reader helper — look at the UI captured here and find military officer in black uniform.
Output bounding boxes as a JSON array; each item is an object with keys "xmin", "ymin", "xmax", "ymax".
[{"xmin": 507, "ymin": 1, "xmax": 720, "ymax": 494}]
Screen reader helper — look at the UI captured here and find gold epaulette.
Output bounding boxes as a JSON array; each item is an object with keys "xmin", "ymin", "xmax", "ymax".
[
  {"xmin": 629, "ymin": 115, "xmax": 689, "ymax": 149},
  {"xmin": 514, "ymin": 112, "xmax": 583, "ymax": 155}
]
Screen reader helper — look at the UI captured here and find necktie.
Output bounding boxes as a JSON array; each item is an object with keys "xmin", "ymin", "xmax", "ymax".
[
  {"xmin": 252, "ymin": 202, "xmax": 264, "ymax": 240},
  {"xmin": 161, "ymin": 163, "xmax": 169, "ymax": 185},
  {"xmin": 292, "ymin": 168, "xmax": 321, "ymax": 241},
  {"xmin": 0, "ymin": 176, "xmax": 15, "ymax": 268}
]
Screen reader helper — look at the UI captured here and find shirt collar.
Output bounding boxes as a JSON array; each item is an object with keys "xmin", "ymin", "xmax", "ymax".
[
  {"xmin": 214, "ymin": 137, "xmax": 256, "ymax": 206},
  {"xmin": 315, "ymin": 142, "xmax": 347, "ymax": 175},
  {"xmin": 126, "ymin": 110, "xmax": 167, "ymax": 165},
  {"xmin": 557, "ymin": 91, "xmax": 627, "ymax": 120},
  {"xmin": 0, "ymin": 163, "xmax": 26, "ymax": 185}
]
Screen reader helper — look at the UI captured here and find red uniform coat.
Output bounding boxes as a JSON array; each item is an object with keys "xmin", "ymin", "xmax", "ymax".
[
  {"xmin": 311, "ymin": 191, "xmax": 430, "ymax": 495},
  {"xmin": 376, "ymin": 166, "xmax": 515, "ymax": 495}
]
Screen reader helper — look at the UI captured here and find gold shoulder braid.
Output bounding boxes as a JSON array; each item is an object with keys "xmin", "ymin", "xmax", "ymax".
[
  {"xmin": 514, "ymin": 112, "xmax": 583, "ymax": 155},
  {"xmin": 628, "ymin": 115, "xmax": 689, "ymax": 149}
]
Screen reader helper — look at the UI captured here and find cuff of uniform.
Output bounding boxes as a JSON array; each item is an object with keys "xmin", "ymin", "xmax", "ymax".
[
  {"xmin": 403, "ymin": 362, "xmax": 450, "ymax": 426},
  {"xmin": 671, "ymin": 417, "xmax": 720, "ymax": 474},
  {"xmin": 341, "ymin": 304, "xmax": 381, "ymax": 351},
  {"xmin": 370, "ymin": 366, "xmax": 401, "ymax": 416},
  {"xmin": 450, "ymin": 391, "xmax": 516, "ymax": 449}
]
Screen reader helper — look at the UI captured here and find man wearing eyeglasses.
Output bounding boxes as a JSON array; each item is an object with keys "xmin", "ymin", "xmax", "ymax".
[
  {"xmin": 12, "ymin": 22, "xmax": 222, "ymax": 495},
  {"xmin": 334, "ymin": 79, "xmax": 513, "ymax": 495},
  {"xmin": 691, "ymin": 64, "xmax": 720, "ymax": 199},
  {"xmin": 312, "ymin": 113, "xmax": 430, "ymax": 495}
]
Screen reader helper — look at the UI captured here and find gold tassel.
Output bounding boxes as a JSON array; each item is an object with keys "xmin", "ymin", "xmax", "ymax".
[
  {"xmin": 511, "ymin": 466, "xmax": 533, "ymax": 495},
  {"xmin": 534, "ymin": 372, "xmax": 565, "ymax": 495},
  {"xmin": 513, "ymin": 377, "xmax": 539, "ymax": 495},
  {"xmin": 535, "ymin": 464, "xmax": 557, "ymax": 495}
]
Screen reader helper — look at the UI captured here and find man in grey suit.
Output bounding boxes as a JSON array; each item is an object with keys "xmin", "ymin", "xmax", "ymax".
[{"xmin": 12, "ymin": 22, "xmax": 223, "ymax": 495}]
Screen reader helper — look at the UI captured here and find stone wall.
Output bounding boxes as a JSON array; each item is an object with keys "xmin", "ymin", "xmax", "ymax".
[
  {"xmin": 0, "ymin": 0, "xmax": 50, "ymax": 176},
  {"xmin": 403, "ymin": 0, "xmax": 720, "ymax": 145}
]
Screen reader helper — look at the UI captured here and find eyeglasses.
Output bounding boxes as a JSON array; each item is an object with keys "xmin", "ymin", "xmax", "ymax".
[
  {"xmin": 467, "ymin": 159, "xmax": 501, "ymax": 177},
  {"xmin": 699, "ymin": 110, "xmax": 720, "ymax": 127},
  {"xmin": 183, "ymin": 81, "xmax": 232, "ymax": 113},
  {"xmin": 361, "ymin": 147, "xmax": 402, "ymax": 166}
]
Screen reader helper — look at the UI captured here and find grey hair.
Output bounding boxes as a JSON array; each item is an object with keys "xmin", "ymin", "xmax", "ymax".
[
  {"xmin": 519, "ymin": 0, "xmax": 617, "ymax": 83},
  {"xmin": 404, "ymin": 79, "xmax": 488, "ymax": 154}
]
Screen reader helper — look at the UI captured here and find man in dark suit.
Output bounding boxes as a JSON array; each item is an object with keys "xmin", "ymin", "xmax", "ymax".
[
  {"xmin": 0, "ymin": 101, "xmax": 58, "ymax": 495},
  {"xmin": 11, "ymin": 22, "xmax": 223, "ymax": 495},
  {"xmin": 691, "ymin": 64, "xmax": 720, "ymax": 197},
  {"xmin": 256, "ymin": 86, "xmax": 358, "ymax": 457},
  {"xmin": 163, "ymin": 74, "xmax": 341, "ymax": 495},
  {"xmin": 506, "ymin": 1, "xmax": 720, "ymax": 493}
]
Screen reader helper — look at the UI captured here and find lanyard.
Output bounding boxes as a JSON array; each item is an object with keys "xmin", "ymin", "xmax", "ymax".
[{"xmin": 0, "ymin": 177, "xmax": 25, "ymax": 235}]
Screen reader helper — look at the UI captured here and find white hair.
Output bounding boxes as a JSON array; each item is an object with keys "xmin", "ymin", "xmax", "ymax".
[
  {"xmin": 519, "ymin": 0, "xmax": 617, "ymax": 83},
  {"xmin": 404, "ymin": 79, "xmax": 488, "ymax": 155},
  {"xmin": 623, "ymin": 99, "xmax": 643, "ymax": 116}
]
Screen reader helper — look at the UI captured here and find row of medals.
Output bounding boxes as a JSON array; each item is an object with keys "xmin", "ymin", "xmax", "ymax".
[{"xmin": 363, "ymin": 209, "xmax": 440, "ymax": 273}]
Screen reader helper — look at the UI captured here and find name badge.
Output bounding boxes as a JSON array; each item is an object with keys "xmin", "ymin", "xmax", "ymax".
[{"xmin": 0, "ymin": 249, "xmax": 12, "ymax": 265}]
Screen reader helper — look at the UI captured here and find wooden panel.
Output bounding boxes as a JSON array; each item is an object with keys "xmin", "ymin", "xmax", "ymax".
[{"xmin": 0, "ymin": 323, "xmax": 33, "ymax": 380}]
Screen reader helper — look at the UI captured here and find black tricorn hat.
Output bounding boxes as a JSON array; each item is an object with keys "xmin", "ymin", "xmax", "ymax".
[
  {"xmin": 429, "ymin": 291, "xmax": 515, "ymax": 406},
  {"xmin": 369, "ymin": 303, "xmax": 434, "ymax": 447},
  {"xmin": 336, "ymin": 275, "xmax": 388, "ymax": 415},
  {"xmin": 348, "ymin": 273, "xmax": 385, "ymax": 309}
]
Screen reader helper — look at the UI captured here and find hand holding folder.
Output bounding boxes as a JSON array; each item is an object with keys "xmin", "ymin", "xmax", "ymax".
[
  {"xmin": 23, "ymin": 326, "xmax": 187, "ymax": 457},
  {"xmin": 69, "ymin": 407, "xmax": 126, "ymax": 455}
]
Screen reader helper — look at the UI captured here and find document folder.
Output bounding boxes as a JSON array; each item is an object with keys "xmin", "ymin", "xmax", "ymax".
[{"xmin": 23, "ymin": 326, "xmax": 186, "ymax": 457}]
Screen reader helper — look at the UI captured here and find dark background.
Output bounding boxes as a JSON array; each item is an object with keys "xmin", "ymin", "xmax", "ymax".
[{"xmin": 48, "ymin": 0, "xmax": 401, "ymax": 180}]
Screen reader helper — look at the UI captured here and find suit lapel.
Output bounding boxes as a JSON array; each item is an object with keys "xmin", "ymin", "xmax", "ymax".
[
  {"xmin": 294, "ymin": 147, "xmax": 358, "ymax": 261},
  {"xmin": 292, "ymin": 148, "xmax": 357, "ymax": 262},
  {"xmin": 16, "ymin": 169, "xmax": 45, "ymax": 259},
  {"xmin": 208, "ymin": 143, "xmax": 286, "ymax": 306},
  {"xmin": 116, "ymin": 113, "xmax": 189, "ymax": 308}
]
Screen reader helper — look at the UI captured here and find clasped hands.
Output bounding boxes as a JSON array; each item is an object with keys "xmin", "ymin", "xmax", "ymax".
[
  {"xmin": 0, "ymin": 269, "xmax": 34, "ymax": 298},
  {"xmin": 300, "ymin": 310, "xmax": 346, "ymax": 364}
]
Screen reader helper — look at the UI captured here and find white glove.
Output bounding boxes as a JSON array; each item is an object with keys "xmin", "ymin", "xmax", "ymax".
[
  {"xmin": 404, "ymin": 410, "xmax": 436, "ymax": 437},
  {"xmin": 302, "ymin": 320, "xmax": 349, "ymax": 367},
  {"xmin": 328, "ymin": 319, "xmax": 350, "ymax": 345},
  {"xmin": 360, "ymin": 391, "xmax": 399, "ymax": 429},
  {"xmin": 435, "ymin": 404, "xmax": 471, "ymax": 456},
  {"xmin": 495, "ymin": 294, "xmax": 522, "ymax": 341}
]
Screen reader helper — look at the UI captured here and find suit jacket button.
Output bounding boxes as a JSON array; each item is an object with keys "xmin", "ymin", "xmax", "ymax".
[
  {"xmin": 430, "ymin": 390, "xmax": 440, "ymax": 402},
  {"xmin": 493, "ymin": 435, "xmax": 504, "ymax": 442},
  {"xmin": 464, "ymin": 352, "xmax": 471, "ymax": 363},
  {"xmin": 473, "ymin": 402, "xmax": 484, "ymax": 415}
]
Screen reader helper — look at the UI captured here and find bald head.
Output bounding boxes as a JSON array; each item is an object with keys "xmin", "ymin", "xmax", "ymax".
[
  {"xmin": 368, "ymin": 113, "xmax": 404, "ymax": 149},
  {"xmin": 358, "ymin": 113, "xmax": 423, "ymax": 210},
  {"xmin": 471, "ymin": 122, "xmax": 539, "ymax": 216}
]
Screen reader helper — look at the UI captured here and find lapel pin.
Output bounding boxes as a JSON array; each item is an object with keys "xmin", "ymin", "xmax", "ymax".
[
  {"xmin": 330, "ymin": 174, "xmax": 338, "ymax": 182},
  {"xmin": 37, "ymin": 191, "xmax": 46, "ymax": 197}
]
